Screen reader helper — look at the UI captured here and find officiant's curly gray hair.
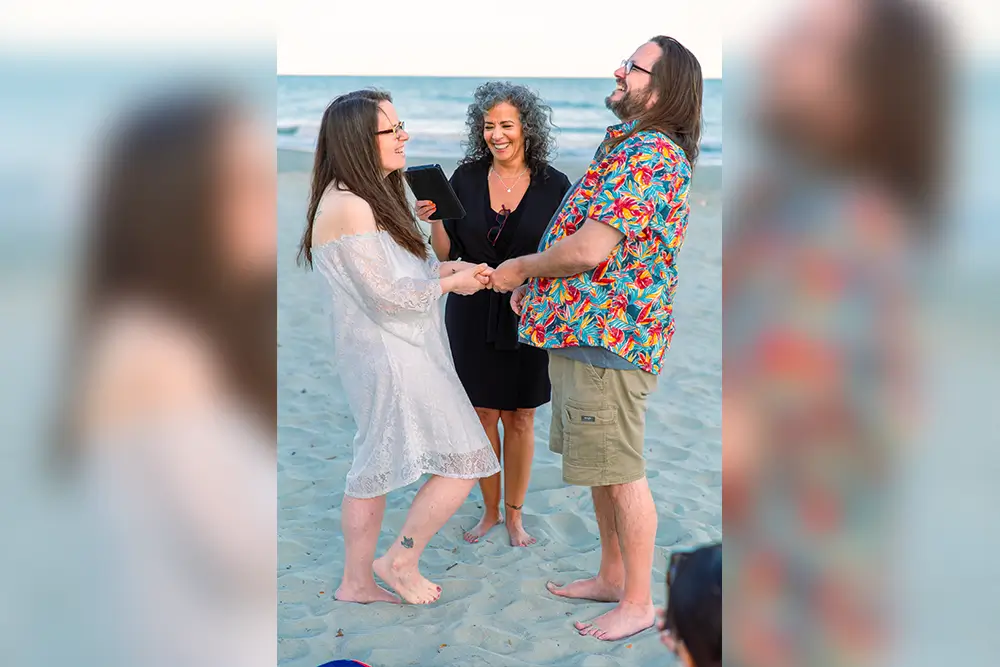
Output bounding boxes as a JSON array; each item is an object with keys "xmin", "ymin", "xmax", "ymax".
[{"xmin": 459, "ymin": 81, "xmax": 556, "ymax": 177}]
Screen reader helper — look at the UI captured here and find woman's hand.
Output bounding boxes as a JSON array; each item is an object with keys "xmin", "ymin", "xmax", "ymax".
[
  {"xmin": 441, "ymin": 260, "xmax": 477, "ymax": 277},
  {"xmin": 443, "ymin": 263, "xmax": 492, "ymax": 295},
  {"xmin": 415, "ymin": 200, "xmax": 438, "ymax": 222}
]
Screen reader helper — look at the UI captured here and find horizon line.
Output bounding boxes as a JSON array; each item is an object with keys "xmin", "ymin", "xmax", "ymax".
[{"xmin": 277, "ymin": 73, "xmax": 724, "ymax": 80}]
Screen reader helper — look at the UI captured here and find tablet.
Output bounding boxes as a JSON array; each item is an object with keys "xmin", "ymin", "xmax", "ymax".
[{"xmin": 404, "ymin": 164, "xmax": 467, "ymax": 221}]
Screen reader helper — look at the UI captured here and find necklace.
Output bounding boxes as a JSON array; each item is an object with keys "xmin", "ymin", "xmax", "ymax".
[{"xmin": 490, "ymin": 165, "xmax": 527, "ymax": 193}]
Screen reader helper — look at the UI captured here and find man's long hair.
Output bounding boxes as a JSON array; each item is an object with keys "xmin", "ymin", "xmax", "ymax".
[{"xmin": 606, "ymin": 36, "xmax": 703, "ymax": 167}]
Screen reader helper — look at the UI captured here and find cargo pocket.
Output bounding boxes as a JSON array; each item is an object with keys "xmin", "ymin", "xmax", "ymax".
[{"xmin": 562, "ymin": 401, "xmax": 618, "ymax": 469}]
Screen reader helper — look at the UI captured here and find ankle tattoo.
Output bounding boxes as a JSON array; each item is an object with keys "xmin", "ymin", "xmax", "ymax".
[
  {"xmin": 400, "ymin": 536, "xmax": 414, "ymax": 549},
  {"xmin": 506, "ymin": 503, "xmax": 523, "ymax": 511}
]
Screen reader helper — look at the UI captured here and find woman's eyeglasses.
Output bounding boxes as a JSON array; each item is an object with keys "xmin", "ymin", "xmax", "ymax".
[
  {"xmin": 375, "ymin": 121, "xmax": 405, "ymax": 139},
  {"xmin": 487, "ymin": 205, "xmax": 511, "ymax": 246},
  {"xmin": 622, "ymin": 59, "xmax": 652, "ymax": 76}
]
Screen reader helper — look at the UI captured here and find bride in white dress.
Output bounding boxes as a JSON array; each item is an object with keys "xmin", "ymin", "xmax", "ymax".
[{"xmin": 298, "ymin": 90, "xmax": 501, "ymax": 605}]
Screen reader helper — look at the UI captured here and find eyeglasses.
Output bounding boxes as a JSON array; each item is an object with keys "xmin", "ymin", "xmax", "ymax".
[
  {"xmin": 487, "ymin": 205, "xmax": 511, "ymax": 246},
  {"xmin": 621, "ymin": 59, "xmax": 652, "ymax": 76},
  {"xmin": 375, "ymin": 120, "xmax": 405, "ymax": 139}
]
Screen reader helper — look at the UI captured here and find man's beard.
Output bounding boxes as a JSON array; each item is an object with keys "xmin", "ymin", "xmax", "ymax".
[{"xmin": 605, "ymin": 86, "xmax": 652, "ymax": 122}]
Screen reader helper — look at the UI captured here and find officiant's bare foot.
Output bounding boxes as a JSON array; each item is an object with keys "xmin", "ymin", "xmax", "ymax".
[
  {"xmin": 334, "ymin": 580, "xmax": 400, "ymax": 604},
  {"xmin": 574, "ymin": 601, "xmax": 657, "ymax": 641},
  {"xmin": 373, "ymin": 555, "xmax": 441, "ymax": 605},
  {"xmin": 463, "ymin": 509, "xmax": 502, "ymax": 543},
  {"xmin": 505, "ymin": 513, "xmax": 536, "ymax": 547},
  {"xmin": 546, "ymin": 576, "xmax": 624, "ymax": 602}
]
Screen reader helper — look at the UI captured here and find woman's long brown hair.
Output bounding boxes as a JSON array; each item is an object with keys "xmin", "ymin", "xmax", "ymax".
[
  {"xmin": 606, "ymin": 35, "xmax": 704, "ymax": 168},
  {"xmin": 54, "ymin": 91, "xmax": 276, "ymax": 472},
  {"xmin": 298, "ymin": 89, "xmax": 427, "ymax": 267}
]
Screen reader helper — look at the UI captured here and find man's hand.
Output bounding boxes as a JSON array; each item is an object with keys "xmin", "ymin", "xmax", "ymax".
[
  {"xmin": 489, "ymin": 257, "xmax": 527, "ymax": 292},
  {"xmin": 509, "ymin": 285, "xmax": 529, "ymax": 315}
]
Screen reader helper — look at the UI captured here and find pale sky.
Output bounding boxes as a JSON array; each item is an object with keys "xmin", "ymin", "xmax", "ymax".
[
  {"xmin": 1, "ymin": 0, "xmax": 994, "ymax": 78},
  {"xmin": 277, "ymin": 1, "xmax": 724, "ymax": 79}
]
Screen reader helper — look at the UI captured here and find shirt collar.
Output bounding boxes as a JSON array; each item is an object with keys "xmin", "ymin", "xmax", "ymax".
[{"xmin": 604, "ymin": 118, "xmax": 639, "ymax": 140}]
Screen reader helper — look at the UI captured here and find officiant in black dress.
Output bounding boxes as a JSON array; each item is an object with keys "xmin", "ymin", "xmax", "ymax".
[{"xmin": 417, "ymin": 81, "xmax": 571, "ymax": 548}]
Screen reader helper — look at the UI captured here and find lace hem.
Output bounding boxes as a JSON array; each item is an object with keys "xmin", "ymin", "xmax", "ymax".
[{"xmin": 344, "ymin": 445, "xmax": 501, "ymax": 499}]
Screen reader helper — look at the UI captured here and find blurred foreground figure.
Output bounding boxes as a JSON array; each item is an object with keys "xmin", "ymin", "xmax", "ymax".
[
  {"xmin": 658, "ymin": 543, "xmax": 722, "ymax": 667},
  {"xmin": 724, "ymin": 0, "xmax": 948, "ymax": 665},
  {"xmin": 57, "ymin": 91, "xmax": 276, "ymax": 666}
]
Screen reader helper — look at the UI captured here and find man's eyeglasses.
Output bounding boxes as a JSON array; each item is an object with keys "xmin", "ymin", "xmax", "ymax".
[
  {"xmin": 622, "ymin": 59, "xmax": 652, "ymax": 76},
  {"xmin": 376, "ymin": 121, "xmax": 405, "ymax": 139},
  {"xmin": 487, "ymin": 205, "xmax": 511, "ymax": 246}
]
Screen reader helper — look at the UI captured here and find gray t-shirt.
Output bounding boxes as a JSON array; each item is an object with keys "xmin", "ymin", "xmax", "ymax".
[{"xmin": 549, "ymin": 345, "xmax": 642, "ymax": 371}]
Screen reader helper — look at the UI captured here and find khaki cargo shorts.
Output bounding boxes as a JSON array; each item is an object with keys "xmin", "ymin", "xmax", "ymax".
[{"xmin": 548, "ymin": 354, "xmax": 658, "ymax": 487}]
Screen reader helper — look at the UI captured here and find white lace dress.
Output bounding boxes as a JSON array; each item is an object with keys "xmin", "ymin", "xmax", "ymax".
[{"xmin": 314, "ymin": 230, "xmax": 501, "ymax": 498}]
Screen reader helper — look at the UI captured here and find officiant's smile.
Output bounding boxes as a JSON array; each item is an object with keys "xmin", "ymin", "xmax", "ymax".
[{"xmin": 484, "ymin": 102, "xmax": 528, "ymax": 190}]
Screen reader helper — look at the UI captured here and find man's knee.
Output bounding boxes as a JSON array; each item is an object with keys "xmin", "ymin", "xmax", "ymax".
[{"xmin": 602, "ymin": 476, "xmax": 648, "ymax": 500}]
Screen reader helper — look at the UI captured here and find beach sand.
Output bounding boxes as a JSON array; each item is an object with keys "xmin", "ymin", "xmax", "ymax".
[{"xmin": 278, "ymin": 153, "xmax": 721, "ymax": 666}]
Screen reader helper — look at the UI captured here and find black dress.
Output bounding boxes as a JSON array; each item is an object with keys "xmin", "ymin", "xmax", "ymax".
[{"xmin": 442, "ymin": 160, "xmax": 572, "ymax": 411}]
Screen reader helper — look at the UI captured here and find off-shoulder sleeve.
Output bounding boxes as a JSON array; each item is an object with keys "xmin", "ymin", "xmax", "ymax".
[
  {"xmin": 425, "ymin": 252, "xmax": 441, "ymax": 277},
  {"xmin": 325, "ymin": 234, "xmax": 443, "ymax": 321}
]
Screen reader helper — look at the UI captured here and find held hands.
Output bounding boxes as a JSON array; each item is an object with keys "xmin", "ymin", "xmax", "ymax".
[
  {"xmin": 486, "ymin": 258, "xmax": 527, "ymax": 293},
  {"xmin": 447, "ymin": 263, "xmax": 493, "ymax": 296},
  {"xmin": 415, "ymin": 200, "xmax": 438, "ymax": 222}
]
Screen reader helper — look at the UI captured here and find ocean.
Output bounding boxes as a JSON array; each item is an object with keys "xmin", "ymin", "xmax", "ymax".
[{"xmin": 277, "ymin": 76, "xmax": 723, "ymax": 165}]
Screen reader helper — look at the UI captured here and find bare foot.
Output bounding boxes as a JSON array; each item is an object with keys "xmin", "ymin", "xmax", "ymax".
[
  {"xmin": 372, "ymin": 556, "xmax": 441, "ymax": 605},
  {"xmin": 546, "ymin": 576, "xmax": 624, "ymax": 602},
  {"xmin": 574, "ymin": 601, "xmax": 657, "ymax": 641},
  {"xmin": 463, "ymin": 511, "xmax": 503, "ymax": 543},
  {"xmin": 506, "ymin": 516, "xmax": 537, "ymax": 547},
  {"xmin": 333, "ymin": 581, "xmax": 401, "ymax": 604}
]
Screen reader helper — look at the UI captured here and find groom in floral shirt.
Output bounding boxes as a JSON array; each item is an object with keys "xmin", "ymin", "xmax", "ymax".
[{"xmin": 489, "ymin": 36, "xmax": 703, "ymax": 641}]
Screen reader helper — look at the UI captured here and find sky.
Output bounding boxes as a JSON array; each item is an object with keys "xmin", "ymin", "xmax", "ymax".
[
  {"xmin": 1, "ymin": 0, "xmax": 995, "ymax": 79},
  {"xmin": 277, "ymin": 1, "xmax": 725, "ymax": 79}
]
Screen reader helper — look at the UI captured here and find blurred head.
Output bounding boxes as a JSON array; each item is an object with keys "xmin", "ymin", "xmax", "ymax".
[
  {"xmin": 605, "ymin": 36, "xmax": 704, "ymax": 167},
  {"xmin": 86, "ymin": 91, "xmax": 275, "ymax": 294},
  {"xmin": 661, "ymin": 543, "xmax": 722, "ymax": 667},
  {"xmin": 219, "ymin": 113, "xmax": 277, "ymax": 277},
  {"xmin": 299, "ymin": 89, "xmax": 425, "ymax": 266},
  {"xmin": 755, "ymin": 0, "xmax": 948, "ymax": 222},
  {"xmin": 460, "ymin": 81, "xmax": 555, "ymax": 176},
  {"xmin": 69, "ymin": 89, "xmax": 276, "ymax": 441}
]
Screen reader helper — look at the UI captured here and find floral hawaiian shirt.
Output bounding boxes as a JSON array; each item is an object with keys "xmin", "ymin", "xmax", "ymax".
[{"xmin": 517, "ymin": 119, "xmax": 692, "ymax": 375}]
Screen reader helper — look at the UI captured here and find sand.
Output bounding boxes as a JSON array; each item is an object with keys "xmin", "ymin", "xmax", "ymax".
[{"xmin": 278, "ymin": 153, "xmax": 721, "ymax": 666}]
